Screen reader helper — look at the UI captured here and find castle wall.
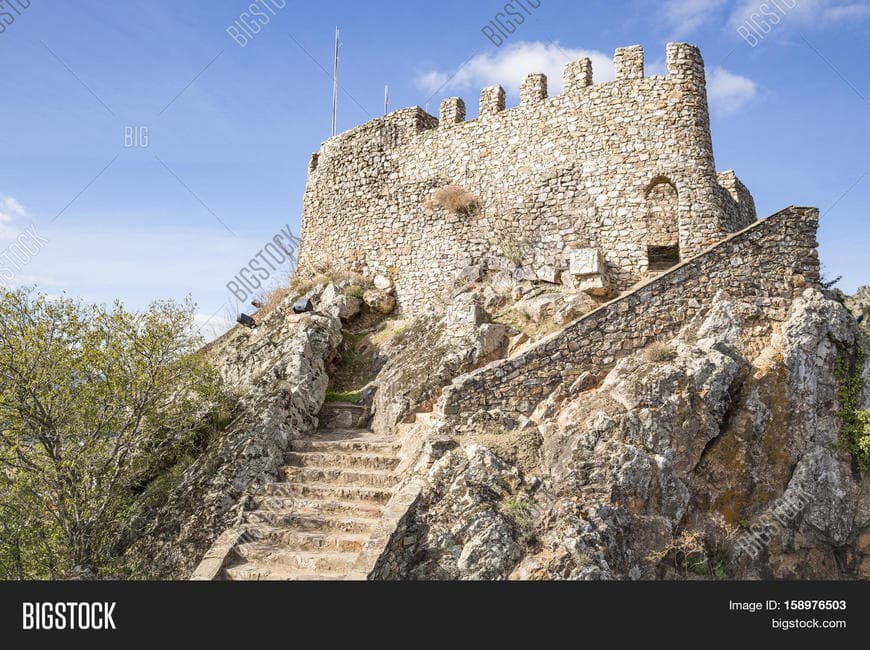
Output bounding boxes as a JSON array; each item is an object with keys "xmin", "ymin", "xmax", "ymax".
[
  {"xmin": 717, "ymin": 170, "xmax": 758, "ymax": 231},
  {"xmin": 297, "ymin": 43, "xmax": 757, "ymax": 313},
  {"xmin": 437, "ymin": 206, "xmax": 820, "ymax": 428}
]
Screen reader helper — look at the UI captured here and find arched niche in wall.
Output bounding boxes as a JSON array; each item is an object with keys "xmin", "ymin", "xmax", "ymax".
[{"xmin": 645, "ymin": 176, "xmax": 680, "ymax": 270}]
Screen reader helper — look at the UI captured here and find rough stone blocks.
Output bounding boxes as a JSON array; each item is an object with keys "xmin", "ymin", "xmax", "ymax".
[
  {"xmin": 569, "ymin": 248, "xmax": 605, "ymax": 276},
  {"xmin": 448, "ymin": 303, "xmax": 486, "ymax": 329}
]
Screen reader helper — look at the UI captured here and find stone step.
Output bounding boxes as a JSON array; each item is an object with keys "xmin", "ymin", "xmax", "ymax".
[
  {"xmin": 290, "ymin": 430, "xmax": 401, "ymax": 455},
  {"xmin": 249, "ymin": 495, "xmax": 384, "ymax": 518},
  {"xmin": 286, "ymin": 450, "xmax": 400, "ymax": 471},
  {"xmin": 234, "ymin": 545, "xmax": 359, "ymax": 573},
  {"xmin": 261, "ymin": 482, "xmax": 393, "ymax": 505},
  {"xmin": 243, "ymin": 511, "xmax": 374, "ymax": 534},
  {"xmin": 318, "ymin": 403, "xmax": 371, "ymax": 430},
  {"xmin": 224, "ymin": 563, "xmax": 347, "ymax": 581},
  {"xmin": 220, "ymin": 423, "xmax": 405, "ymax": 582},
  {"xmin": 281, "ymin": 466, "xmax": 399, "ymax": 489},
  {"xmin": 241, "ymin": 527, "xmax": 369, "ymax": 553}
]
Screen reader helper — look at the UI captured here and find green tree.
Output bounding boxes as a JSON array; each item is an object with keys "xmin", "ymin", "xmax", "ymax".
[{"xmin": 0, "ymin": 288, "xmax": 224, "ymax": 577}]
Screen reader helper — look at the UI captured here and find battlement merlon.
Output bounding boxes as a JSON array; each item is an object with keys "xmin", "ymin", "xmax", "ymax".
[{"xmin": 307, "ymin": 42, "xmax": 709, "ymax": 162}]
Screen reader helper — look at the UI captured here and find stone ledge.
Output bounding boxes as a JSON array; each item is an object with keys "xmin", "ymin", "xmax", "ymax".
[{"xmin": 189, "ymin": 528, "xmax": 244, "ymax": 580}]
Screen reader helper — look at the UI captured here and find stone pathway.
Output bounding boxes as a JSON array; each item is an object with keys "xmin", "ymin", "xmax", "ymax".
[{"xmin": 223, "ymin": 404, "xmax": 402, "ymax": 580}]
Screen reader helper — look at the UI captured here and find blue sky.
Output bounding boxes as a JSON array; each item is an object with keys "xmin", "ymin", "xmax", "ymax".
[{"xmin": 0, "ymin": 0, "xmax": 868, "ymax": 338}]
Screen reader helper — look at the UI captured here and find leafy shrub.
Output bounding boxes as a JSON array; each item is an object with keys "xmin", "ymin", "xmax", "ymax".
[
  {"xmin": 0, "ymin": 289, "xmax": 226, "ymax": 577},
  {"xmin": 835, "ymin": 349, "xmax": 870, "ymax": 470}
]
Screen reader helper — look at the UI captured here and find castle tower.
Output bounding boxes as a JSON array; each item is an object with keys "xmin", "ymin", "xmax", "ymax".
[{"xmin": 296, "ymin": 43, "xmax": 755, "ymax": 314}]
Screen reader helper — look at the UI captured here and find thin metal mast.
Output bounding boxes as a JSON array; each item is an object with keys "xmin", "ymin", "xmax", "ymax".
[{"xmin": 331, "ymin": 27, "xmax": 339, "ymax": 137}]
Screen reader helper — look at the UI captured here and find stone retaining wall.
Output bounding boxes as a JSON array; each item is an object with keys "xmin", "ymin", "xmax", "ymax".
[{"xmin": 437, "ymin": 206, "xmax": 820, "ymax": 428}]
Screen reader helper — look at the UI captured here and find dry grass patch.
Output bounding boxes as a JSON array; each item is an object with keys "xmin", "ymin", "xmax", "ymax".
[
  {"xmin": 465, "ymin": 427, "xmax": 543, "ymax": 475},
  {"xmin": 643, "ymin": 341, "xmax": 677, "ymax": 363},
  {"xmin": 493, "ymin": 304, "xmax": 561, "ymax": 340},
  {"xmin": 289, "ymin": 264, "xmax": 371, "ymax": 298},
  {"xmin": 252, "ymin": 286, "xmax": 292, "ymax": 323},
  {"xmin": 426, "ymin": 185, "xmax": 479, "ymax": 216}
]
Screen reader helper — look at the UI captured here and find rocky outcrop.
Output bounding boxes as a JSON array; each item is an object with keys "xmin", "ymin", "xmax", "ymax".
[
  {"xmin": 369, "ymin": 445, "xmax": 530, "ymax": 580},
  {"xmin": 846, "ymin": 286, "xmax": 870, "ymax": 332},
  {"xmin": 372, "ymin": 290, "xmax": 870, "ymax": 579},
  {"xmin": 124, "ymin": 290, "xmax": 343, "ymax": 578},
  {"xmin": 369, "ymin": 318, "xmax": 510, "ymax": 436}
]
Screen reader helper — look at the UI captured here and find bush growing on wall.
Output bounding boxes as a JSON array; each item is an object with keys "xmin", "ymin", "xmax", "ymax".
[{"xmin": 426, "ymin": 185, "xmax": 479, "ymax": 216}]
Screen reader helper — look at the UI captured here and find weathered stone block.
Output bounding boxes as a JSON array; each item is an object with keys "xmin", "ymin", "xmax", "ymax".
[
  {"xmin": 569, "ymin": 248, "xmax": 605, "ymax": 276},
  {"xmin": 447, "ymin": 303, "xmax": 486, "ymax": 328},
  {"xmin": 456, "ymin": 264, "xmax": 483, "ymax": 284},
  {"xmin": 513, "ymin": 267, "xmax": 537, "ymax": 282},
  {"xmin": 491, "ymin": 270, "xmax": 514, "ymax": 295},
  {"xmin": 577, "ymin": 274, "xmax": 610, "ymax": 297},
  {"xmin": 373, "ymin": 274, "xmax": 394, "ymax": 292},
  {"xmin": 536, "ymin": 265, "xmax": 560, "ymax": 284}
]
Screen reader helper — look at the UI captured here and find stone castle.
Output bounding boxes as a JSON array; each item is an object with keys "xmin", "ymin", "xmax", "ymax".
[
  {"xmin": 156, "ymin": 41, "xmax": 870, "ymax": 583},
  {"xmin": 297, "ymin": 43, "xmax": 757, "ymax": 312}
]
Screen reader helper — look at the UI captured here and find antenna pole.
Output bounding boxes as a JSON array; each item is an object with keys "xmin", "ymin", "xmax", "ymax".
[
  {"xmin": 331, "ymin": 27, "xmax": 339, "ymax": 137},
  {"xmin": 384, "ymin": 84, "xmax": 389, "ymax": 116}
]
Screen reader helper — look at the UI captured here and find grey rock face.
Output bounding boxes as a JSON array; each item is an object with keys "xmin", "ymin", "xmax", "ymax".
[
  {"xmin": 372, "ymin": 445, "xmax": 526, "ymax": 580},
  {"xmin": 374, "ymin": 290, "xmax": 870, "ymax": 580}
]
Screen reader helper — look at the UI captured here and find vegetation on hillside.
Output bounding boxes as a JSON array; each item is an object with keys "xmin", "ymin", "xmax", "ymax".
[
  {"xmin": 835, "ymin": 349, "xmax": 870, "ymax": 471},
  {"xmin": 0, "ymin": 288, "xmax": 228, "ymax": 578}
]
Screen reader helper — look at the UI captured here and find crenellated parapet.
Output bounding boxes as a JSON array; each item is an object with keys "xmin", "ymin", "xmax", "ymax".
[
  {"xmin": 519, "ymin": 73, "xmax": 548, "ymax": 104},
  {"xmin": 439, "ymin": 97, "xmax": 466, "ymax": 126},
  {"xmin": 308, "ymin": 43, "xmax": 708, "ymax": 146}
]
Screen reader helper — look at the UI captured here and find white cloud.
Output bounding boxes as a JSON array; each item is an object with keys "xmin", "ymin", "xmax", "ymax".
[
  {"xmin": 192, "ymin": 312, "xmax": 234, "ymax": 343},
  {"xmin": 663, "ymin": 0, "xmax": 728, "ymax": 36},
  {"xmin": 0, "ymin": 194, "xmax": 28, "ymax": 232},
  {"xmin": 729, "ymin": 0, "xmax": 870, "ymax": 29},
  {"xmin": 416, "ymin": 41, "xmax": 615, "ymax": 102},
  {"xmin": 707, "ymin": 66, "xmax": 758, "ymax": 114}
]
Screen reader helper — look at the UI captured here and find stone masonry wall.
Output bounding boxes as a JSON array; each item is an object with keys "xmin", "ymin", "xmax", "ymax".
[
  {"xmin": 297, "ymin": 43, "xmax": 757, "ymax": 314},
  {"xmin": 717, "ymin": 170, "xmax": 758, "ymax": 232},
  {"xmin": 437, "ymin": 206, "xmax": 820, "ymax": 428}
]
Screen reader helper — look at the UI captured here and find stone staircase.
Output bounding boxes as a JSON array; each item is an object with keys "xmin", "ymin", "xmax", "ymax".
[{"xmin": 222, "ymin": 403, "xmax": 403, "ymax": 580}]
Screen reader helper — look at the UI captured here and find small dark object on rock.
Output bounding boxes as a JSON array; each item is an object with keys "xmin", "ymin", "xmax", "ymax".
[
  {"xmin": 858, "ymin": 314, "xmax": 864, "ymax": 324},
  {"xmin": 293, "ymin": 298, "xmax": 314, "ymax": 314},
  {"xmin": 237, "ymin": 313, "xmax": 257, "ymax": 329},
  {"xmin": 251, "ymin": 300, "xmax": 264, "ymax": 309}
]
